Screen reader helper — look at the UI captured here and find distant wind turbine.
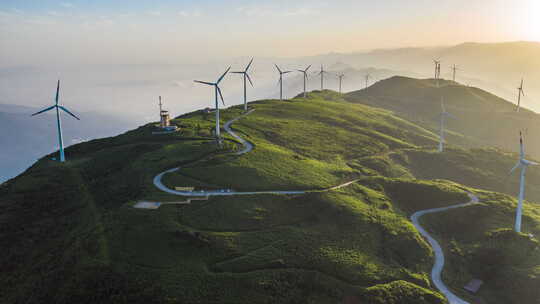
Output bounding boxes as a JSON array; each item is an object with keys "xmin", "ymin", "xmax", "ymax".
[
  {"xmin": 296, "ymin": 64, "xmax": 312, "ymax": 98},
  {"xmin": 231, "ymin": 58, "xmax": 254, "ymax": 112},
  {"xmin": 433, "ymin": 59, "xmax": 441, "ymax": 79},
  {"xmin": 317, "ymin": 65, "xmax": 328, "ymax": 90},
  {"xmin": 31, "ymin": 80, "xmax": 80, "ymax": 162},
  {"xmin": 438, "ymin": 97, "xmax": 455, "ymax": 152},
  {"xmin": 516, "ymin": 78, "xmax": 525, "ymax": 112},
  {"xmin": 451, "ymin": 64, "xmax": 459, "ymax": 82},
  {"xmin": 337, "ymin": 73, "xmax": 345, "ymax": 93},
  {"xmin": 509, "ymin": 131, "xmax": 538, "ymax": 232},
  {"xmin": 365, "ymin": 74, "xmax": 371, "ymax": 89},
  {"xmin": 159, "ymin": 96, "xmax": 163, "ymax": 114},
  {"xmin": 275, "ymin": 64, "xmax": 292, "ymax": 101},
  {"xmin": 194, "ymin": 67, "xmax": 231, "ymax": 138},
  {"xmin": 433, "ymin": 59, "xmax": 441, "ymax": 87}
]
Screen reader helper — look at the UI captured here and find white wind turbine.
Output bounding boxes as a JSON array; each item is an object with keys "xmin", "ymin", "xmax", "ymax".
[
  {"xmin": 509, "ymin": 132, "xmax": 538, "ymax": 232},
  {"xmin": 338, "ymin": 73, "xmax": 345, "ymax": 93},
  {"xmin": 275, "ymin": 64, "xmax": 292, "ymax": 101},
  {"xmin": 231, "ymin": 58, "xmax": 254, "ymax": 112},
  {"xmin": 438, "ymin": 98, "xmax": 455, "ymax": 152},
  {"xmin": 31, "ymin": 80, "xmax": 80, "ymax": 162},
  {"xmin": 296, "ymin": 64, "xmax": 312, "ymax": 98},
  {"xmin": 194, "ymin": 67, "xmax": 231, "ymax": 138},
  {"xmin": 317, "ymin": 65, "xmax": 328, "ymax": 90}
]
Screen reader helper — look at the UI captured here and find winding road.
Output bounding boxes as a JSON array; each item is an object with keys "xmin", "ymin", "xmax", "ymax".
[
  {"xmin": 411, "ymin": 193, "xmax": 480, "ymax": 304},
  {"xmin": 152, "ymin": 109, "xmax": 479, "ymax": 304},
  {"xmin": 153, "ymin": 109, "xmax": 306, "ymax": 197}
]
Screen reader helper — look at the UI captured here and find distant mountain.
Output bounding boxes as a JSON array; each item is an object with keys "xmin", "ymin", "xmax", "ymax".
[
  {"xmin": 321, "ymin": 41, "xmax": 540, "ymax": 111},
  {"xmin": 0, "ymin": 104, "xmax": 136, "ymax": 182}
]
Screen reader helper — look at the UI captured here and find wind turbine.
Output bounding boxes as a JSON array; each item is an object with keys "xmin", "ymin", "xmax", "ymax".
[
  {"xmin": 296, "ymin": 64, "xmax": 312, "ymax": 98},
  {"xmin": 194, "ymin": 67, "xmax": 231, "ymax": 138},
  {"xmin": 451, "ymin": 64, "xmax": 459, "ymax": 82},
  {"xmin": 433, "ymin": 59, "xmax": 441, "ymax": 79},
  {"xmin": 337, "ymin": 73, "xmax": 345, "ymax": 93},
  {"xmin": 365, "ymin": 74, "xmax": 371, "ymax": 89},
  {"xmin": 231, "ymin": 58, "xmax": 254, "ymax": 112},
  {"xmin": 516, "ymin": 78, "xmax": 525, "ymax": 112},
  {"xmin": 275, "ymin": 64, "xmax": 292, "ymax": 101},
  {"xmin": 438, "ymin": 97, "xmax": 455, "ymax": 152},
  {"xmin": 159, "ymin": 96, "xmax": 163, "ymax": 114},
  {"xmin": 317, "ymin": 65, "xmax": 328, "ymax": 90},
  {"xmin": 31, "ymin": 80, "xmax": 80, "ymax": 162},
  {"xmin": 509, "ymin": 132, "xmax": 538, "ymax": 232}
]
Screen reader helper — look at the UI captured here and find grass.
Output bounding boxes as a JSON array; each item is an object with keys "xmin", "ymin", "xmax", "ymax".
[{"xmin": 1, "ymin": 88, "xmax": 540, "ymax": 303}]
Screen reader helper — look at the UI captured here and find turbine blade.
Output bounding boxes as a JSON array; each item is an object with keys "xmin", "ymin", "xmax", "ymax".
[
  {"xmin": 31, "ymin": 105, "xmax": 56, "ymax": 116},
  {"xmin": 55, "ymin": 80, "xmax": 60, "ymax": 105},
  {"xmin": 246, "ymin": 73, "xmax": 254, "ymax": 87},
  {"xmin": 194, "ymin": 80, "xmax": 214, "ymax": 86},
  {"xmin": 217, "ymin": 66, "xmax": 231, "ymax": 84},
  {"xmin": 508, "ymin": 162, "xmax": 521, "ymax": 176},
  {"xmin": 231, "ymin": 71, "xmax": 244, "ymax": 74},
  {"xmin": 523, "ymin": 159, "xmax": 539, "ymax": 166},
  {"xmin": 283, "ymin": 71, "xmax": 292, "ymax": 74},
  {"xmin": 217, "ymin": 86, "xmax": 225, "ymax": 106},
  {"xmin": 245, "ymin": 58, "xmax": 254, "ymax": 72},
  {"xmin": 59, "ymin": 106, "xmax": 80, "ymax": 120},
  {"xmin": 274, "ymin": 64, "xmax": 282, "ymax": 73}
]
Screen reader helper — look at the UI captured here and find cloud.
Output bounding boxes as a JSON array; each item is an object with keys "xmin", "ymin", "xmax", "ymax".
[
  {"xmin": 148, "ymin": 11, "xmax": 161, "ymax": 16},
  {"xmin": 178, "ymin": 10, "xmax": 202, "ymax": 17},
  {"xmin": 61, "ymin": 2, "xmax": 74, "ymax": 8}
]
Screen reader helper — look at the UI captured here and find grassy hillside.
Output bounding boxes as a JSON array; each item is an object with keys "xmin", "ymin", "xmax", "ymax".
[
  {"xmin": 1, "ymin": 90, "xmax": 539, "ymax": 304},
  {"xmin": 345, "ymin": 76, "xmax": 540, "ymax": 159}
]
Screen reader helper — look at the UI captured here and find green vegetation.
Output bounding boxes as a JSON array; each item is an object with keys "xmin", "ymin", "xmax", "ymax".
[
  {"xmin": 2, "ymin": 87, "xmax": 540, "ymax": 303},
  {"xmin": 345, "ymin": 76, "xmax": 540, "ymax": 159}
]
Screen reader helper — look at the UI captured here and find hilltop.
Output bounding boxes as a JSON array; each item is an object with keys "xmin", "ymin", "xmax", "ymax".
[
  {"xmin": 1, "ymin": 90, "xmax": 539, "ymax": 304},
  {"xmin": 346, "ymin": 76, "xmax": 540, "ymax": 156}
]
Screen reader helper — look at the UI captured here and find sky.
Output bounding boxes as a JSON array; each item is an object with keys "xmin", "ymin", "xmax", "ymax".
[{"xmin": 0, "ymin": 0, "xmax": 539, "ymax": 67}]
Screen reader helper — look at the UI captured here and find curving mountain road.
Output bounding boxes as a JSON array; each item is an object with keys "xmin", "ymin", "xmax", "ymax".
[
  {"xmin": 224, "ymin": 109, "xmax": 255, "ymax": 155},
  {"xmin": 153, "ymin": 110, "xmax": 478, "ymax": 304},
  {"xmin": 411, "ymin": 193, "xmax": 479, "ymax": 304},
  {"xmin": 153, "ymin": 109, "xmax": 306, "ymax": 197}
]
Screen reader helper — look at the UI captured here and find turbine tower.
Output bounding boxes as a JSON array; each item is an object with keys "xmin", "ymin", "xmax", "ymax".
[
  {"xmin": 338, "ymin": 73, "xmax": 345, "ymax": 93},
  {"xmin": 296, "ymin": 65, "xmax": 312, "ymax": 98},
  {"xmin": 317, "ymin": 65, "xmax": 327, "ymax": 90},
  {"xmin": 509, "ymin": 132, "xmax": 538, "ymax": 232},
  {"xmin": 159, "ymin": 96, "xmax": 163, "ymax": 114},
  {"xmin": 231, "ymin": 58, "xmax": 254, "ymax": 112},
  {"xmin": 516, "ymin": 78, "xmax": 525, "ymax": 112},
  {"xmin": 31, "ymin": 80, "xmax": 80, "ymax": 162},
  {"xmin": 275, "ymin": 64, "xmax": 292, "ymax": 101},
  {"xmin": 194, "ymin": 67, "xmax": 231, "ymax": 138},
  {"xmin": 438, "ymin": 98, "xmax": 455, "ymax": 152}
]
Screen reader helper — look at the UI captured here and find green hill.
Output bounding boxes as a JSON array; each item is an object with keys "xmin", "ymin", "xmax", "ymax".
[
  {"xmin": 1, "ymin": 90, "xmax": 539, "ymax": 304},
  {"xmin": 345, "ymin": 76, "xmax": 540, "ymax": 158}
]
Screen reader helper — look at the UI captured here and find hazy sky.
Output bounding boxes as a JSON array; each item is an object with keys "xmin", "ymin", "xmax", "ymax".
[{"xmin": 1, "ymin": 0, "xmax": 539, "ymax": 67}]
